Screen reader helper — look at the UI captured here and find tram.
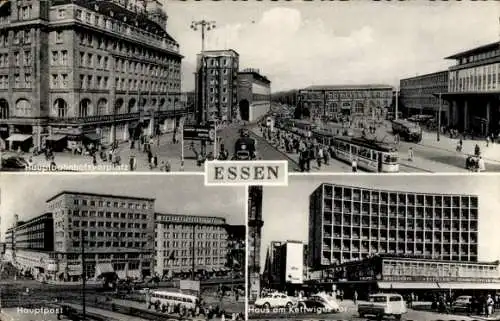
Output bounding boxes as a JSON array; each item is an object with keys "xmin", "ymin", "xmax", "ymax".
[
  {"xmin": 392, "ymin": 119, "xmax": 422, "ymax": 143},
  {"xmin": 330, "ymin": 136, "xmax": 399, "ymax": 172}
]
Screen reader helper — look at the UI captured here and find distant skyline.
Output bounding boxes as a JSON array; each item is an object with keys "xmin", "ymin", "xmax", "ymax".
[
  {"xmin": 0, "ymin": 175, "xmax": 245, "ymax": 241},
  {"xmin": 261, "ymin": 175, "xmax": 500, "ymax": 271},
  {"xmin": 164, "ymin": 1, "xmax": 500, "ymax": 92}
]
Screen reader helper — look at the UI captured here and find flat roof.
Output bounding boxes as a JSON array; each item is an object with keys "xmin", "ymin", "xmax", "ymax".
[
  {"xmin": 303, "ymin": 84, "xmax": 393, "ymax": 91},
  {"xmin": 46, "ymin": 191, "xmax": 155, "ymax": 203},
  {"xmin": 400, "ymin": 70, "xmax": 449, "ymax": 82},
  {"xmin": 316, "ymin": 183, "xmax": 478, "ymax": 199},
  {"xmin": 238, "ymin": 71, "xmax": 271, "ymax": 84},
  {"xmin": 445, "ymin": 41, "xmax": 500, "ymax": 60}
]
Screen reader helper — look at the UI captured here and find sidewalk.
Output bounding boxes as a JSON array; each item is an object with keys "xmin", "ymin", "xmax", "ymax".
[
  {"xmin": 420, "ymin": 131, "xmax": 500, "ymax": 164},
  {"xmin": 28, "ymin": 133, "xmax": 205, "ymax": 172}
]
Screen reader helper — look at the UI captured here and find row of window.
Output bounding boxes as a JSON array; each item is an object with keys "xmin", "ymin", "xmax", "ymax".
[
  {"xmin": 0, "ymin": 74, "xmax": 32, "ymax": 89},
  {"xmin": 72, "ymin": 220, "xmax": 148, "ymax": 229},
  {"xmin": 302, "ymin": 90, "xmax": 392, "ymax": 100},
  {"xmin": 162, "ymin": 257, "xmax": 223, "ymax": 266},
  {"xmin": 157, "ymin": 233, "xmax": 225, "ymax": 240},
  {"xmin": 73, "ymin": 230, "xmax": 146, "ymax": 239},
  {"xmin": 449, "ymin": 66, "xmax": 499, "ymax": 92},
  {"xmin": 72, "ymin": 241, "xmax": 147, "ymax": 248},
  {"xmin": 458, "ymin": 50, "xmax": 500, "ymax": 66},
  {"xmin": 73, "ymin": 210, "xmax": 148, "ymax": 220},
  {"xmin": 400, "ymin": 74, "xmax": 448, "ymax": 87},
  {"xmin": 75, "ymin": 7, "xmax": 177, "ymax": 52},
  {"xmin": 72, "ymin": 198, "xmax": 153, "ymax": 209},
  {"xmin": 0, "ymin": 28, "xmax": 32, "ymax": 47},
  {"xmin": 76, "ymin": 29, "xmax": 178, "ymax": 64},
  {"xmin": 113, "ymin": 77, "xmax": 178, "ymax": 92}
]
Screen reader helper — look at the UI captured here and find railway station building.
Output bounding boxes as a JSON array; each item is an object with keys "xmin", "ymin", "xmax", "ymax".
[{"xmin": 442, "ymin": 41, "xmax": 500, "ymax": 136}]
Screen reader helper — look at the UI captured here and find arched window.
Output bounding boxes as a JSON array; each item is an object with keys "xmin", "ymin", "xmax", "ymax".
[
  {"xmin": 0, "ymin": 99, "xmax": 9, "ymax": 119},
  {"xmin": 114, "ymin": 98, "xmax": 124, "ymax": 114},
  {"xmin": 15, "ymin": 99, "xmax": 31, "ymax": 117},
  {"xmin": 97, "ymin": 98, "xmax": 108, "ymax": 115},
  {"xmin": 53, "ymin": 98, "xmax": 68, "ymax": 118},
  {"xmin": 128, "ymin": 98, "xmax": 136, "ymax": 113},
  {"xmin": 79, "ymin": 98, "xmax": 92, "ymax": 117}
]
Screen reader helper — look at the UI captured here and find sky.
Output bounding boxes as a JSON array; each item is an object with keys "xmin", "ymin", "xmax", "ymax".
[
  {"xmin": 163, "ymin": 0, "xmax": 500, "ymax": 92},
  {"xmin": 261, "ymin": 175, "xmax": 500, "ymax": 269},
  {"xmin": 0, "ymin": 174, "xmax": 245, "ymax": 241}
]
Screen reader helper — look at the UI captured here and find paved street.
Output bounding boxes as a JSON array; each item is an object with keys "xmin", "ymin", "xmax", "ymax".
[{"xmin": 248, "ymin": 301, "xmax": 498, "ymax": 320}]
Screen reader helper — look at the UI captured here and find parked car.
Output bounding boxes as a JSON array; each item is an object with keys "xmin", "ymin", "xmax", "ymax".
[
  {"xmin": 358, "ymin": 293, "xmax": 407, "ymax": 320},
  {"xmin": 452, "ymin": 295, "xmax": 473, "ymax": 313},
  {"xmin": 298, "ymin": 294, "xmax": 341, "ymax": 313},
  {"xmin": 254, "ymin": 292, "xmax": 295, "ymax": 309}
]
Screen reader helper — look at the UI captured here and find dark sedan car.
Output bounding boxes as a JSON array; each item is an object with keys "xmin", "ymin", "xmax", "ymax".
[{"xmin": 1, "ymin": 152, "xmax": 28, "ymax": 171}]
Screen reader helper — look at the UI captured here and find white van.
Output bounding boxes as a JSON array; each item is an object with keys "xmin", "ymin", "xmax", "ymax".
[{"xmin": 358, "ymin": 293, "xmax": 407, "ymax": 320}]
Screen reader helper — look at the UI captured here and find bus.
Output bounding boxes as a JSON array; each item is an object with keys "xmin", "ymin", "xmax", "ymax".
[
  {"xmin": 391, "ymin": 119, "xmax": 422, "ymax": 143},
  {"xmin": 147, "ymin": 290, "xmax": 199, "ymax": 312},
  {"xmin": 330, "ymin": 136, "xmax": 399, "ymax": 172}
]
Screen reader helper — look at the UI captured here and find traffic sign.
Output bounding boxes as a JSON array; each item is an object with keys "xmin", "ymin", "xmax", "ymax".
[{"xmin": 183, "ymin": 125, "xmax": 214, "ymax": 142}]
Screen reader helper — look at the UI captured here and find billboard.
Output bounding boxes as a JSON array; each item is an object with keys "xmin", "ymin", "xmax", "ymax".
[
  {"xmin": 182, "ymin": 125, "xmax": 215, "ymax": 142},
  {"xmin": 285, "ymin": 242, "xmax": 304, "ymax": 284}
]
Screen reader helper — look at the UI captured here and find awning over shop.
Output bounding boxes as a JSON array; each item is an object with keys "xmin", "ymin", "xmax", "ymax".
[
  {"xmin": 95, "ymin": 263, "xmax": 114, "ymax": 276},
  {"xmin": 6, "ymin": 134, "xmax": 32, "ymax": 142},
  {"xmin": 378, "ymin": 282, "xmax": 439, "ymax": 289},
  {"xmin": 68, "ymin": 270, "xmax": 81, "ymax": 276},
  {"xmin": 46, "ymin": 134, "xmax": 67, "ymax": 142},
  {"xmin": 84, "ymin": 133, "xmax": 100, "ymax": 141},
  {"xmin": 437, "ymin": 283, "xmax": 500, "ymax": 290}
]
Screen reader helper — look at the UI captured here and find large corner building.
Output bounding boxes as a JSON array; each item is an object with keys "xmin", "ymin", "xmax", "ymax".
[{"xmin": 0, "ymin": 0, "xmax": 184, "ymax": 152}]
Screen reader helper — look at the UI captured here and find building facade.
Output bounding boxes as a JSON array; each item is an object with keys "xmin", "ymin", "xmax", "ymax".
[
  {"xmin": 154, "ymin": 213, "xmax": 228, "ymax": 278},
  {"xmin": 225, "ymin": 224, "xmax": 245, "ymax": 271},
  {"xmin": 400, "ymin": 71, "xmax": 449, "ymax": 122},
  {"xmin": 309, "ymin": 183, "xmax": 479, "ymax": 268},
  {"xmin": 8, "ymin": 212, "xmax": 54, "ymax": 251},
  {"xmin": 333, "ymin": 255, "xmax": 500, "ymax": 299},
  {"xmin": 44, "ymin": 191, "xmax": 155, "ymax": 281},
  {"xmin": 0, "ymin": 0, "xmax": 184, "ymax": 152},
  {"xmin": 263, "ymin": 241, "xmax": 284, "ymax": 288},
  {"xmin": 298, "ymin": 85, "xmax": 393, "ymax": 122},
  {"xmin": 237, "ymin": 68, "xmax": 271, "ymax": 122},
  {"xmin": 195, "ymin": 49, "xmax": 239, "ymax": 123},
  {"xmin": 444, "ymin": 41, "xmax": 500, "ymax": 136},
  {"xmin": 248, "ymin": 186, "xmax": 264, "ymax": 301}
]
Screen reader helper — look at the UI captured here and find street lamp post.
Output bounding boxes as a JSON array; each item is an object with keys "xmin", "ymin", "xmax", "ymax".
[
  {"xmin": 81, "ymin": 232, "xmax": 86, "ymax": 320},
  {"xmin": 437, "ymin": 92, "xmax": 442, "ymax": 142},
  {"xmin": 395, "ymin": 88, "xmax": 399, "ymax": 120}
]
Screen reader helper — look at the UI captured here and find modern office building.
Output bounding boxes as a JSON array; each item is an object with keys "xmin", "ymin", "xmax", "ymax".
[
  {"xmin": 237, "ymin": 68, "xmax": 271, "ymax": 122},
  {"xmin": 399, "ymin": 71, "xmax": 449, "ymax": 122},
  {"xmin": 153, "ymin": 213, "xmax": 229, "ymax": 278},
  {"xmin": 44, "ymin": 191, "xmax": 155, "ymax": 281},
  {"xmin": 0, "ymin": 0, "xmax": 184, "ymax": 152},
  {"xmin": 309, "ymin": 183, "xmax": 479, "ymax": 268},
  {"xmin": 195, "ymin": 49, "xmax": 239, "ymax": 123},
  {"xmin": 298, "ymin": 85, "xmax": 393, "ymax": 121},
  {"xmin": 8, "ymin": 213, "xmax": 54, "ymax": 251},
  {"xmin": 248, "ymin": 186, "xmax": 264, "ymax": 300},
  {"xmin": 443, "ymin": 41, "xmax": 500, "ymax": 136},
  {"xmin": 333, "ymin": 254, "xmax": 500, "ymax": 299}
]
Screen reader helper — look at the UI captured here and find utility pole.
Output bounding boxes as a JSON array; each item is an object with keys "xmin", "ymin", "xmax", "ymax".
[
  {"xmin": 437, "ymin": 92, "xmax": 442, "ymax": 142},
  {"xmin": 191, "ymin": 224, "xmax": 196, "ymax": 281},
  {"xmin": 81, "ymin": 232, "xmax": 86, "ymax": 321},
  {"xmin": 395, "ymin": 88, "xmax": 399, "ymax": 120}
]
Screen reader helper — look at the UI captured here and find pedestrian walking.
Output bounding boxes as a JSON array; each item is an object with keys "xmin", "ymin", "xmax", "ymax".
[
  {"xmin": 351, "ymin": 158, "xmax": 357, "ymax": 172},
  {"xmin": 486, "ymin": 136, "xmax": 490, "ymax": 147},
  {"xmin": 129, "ymin": 155, "xmax": 136, "ymax": 171},
  {"xmin": 354, "ymin": 291, "xmax": 358, "ymax": 305},
  {"xmin": 475, "ymin": 144, "xmax": 481, "ymax": 156},
  {"xmin": 487, "ymin": 295, "xmax": 494, "ymax": 317},
  {"xmin": 408, "ymin": 147, "xmax": 414, "ymax": 161},
  {"xmin": 478, "ymin": 156, "xmax": 485, "ymax": 172},
  {"xmin": 317, "ymin": 146, "xmax": 323, "ymax": 168}
]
